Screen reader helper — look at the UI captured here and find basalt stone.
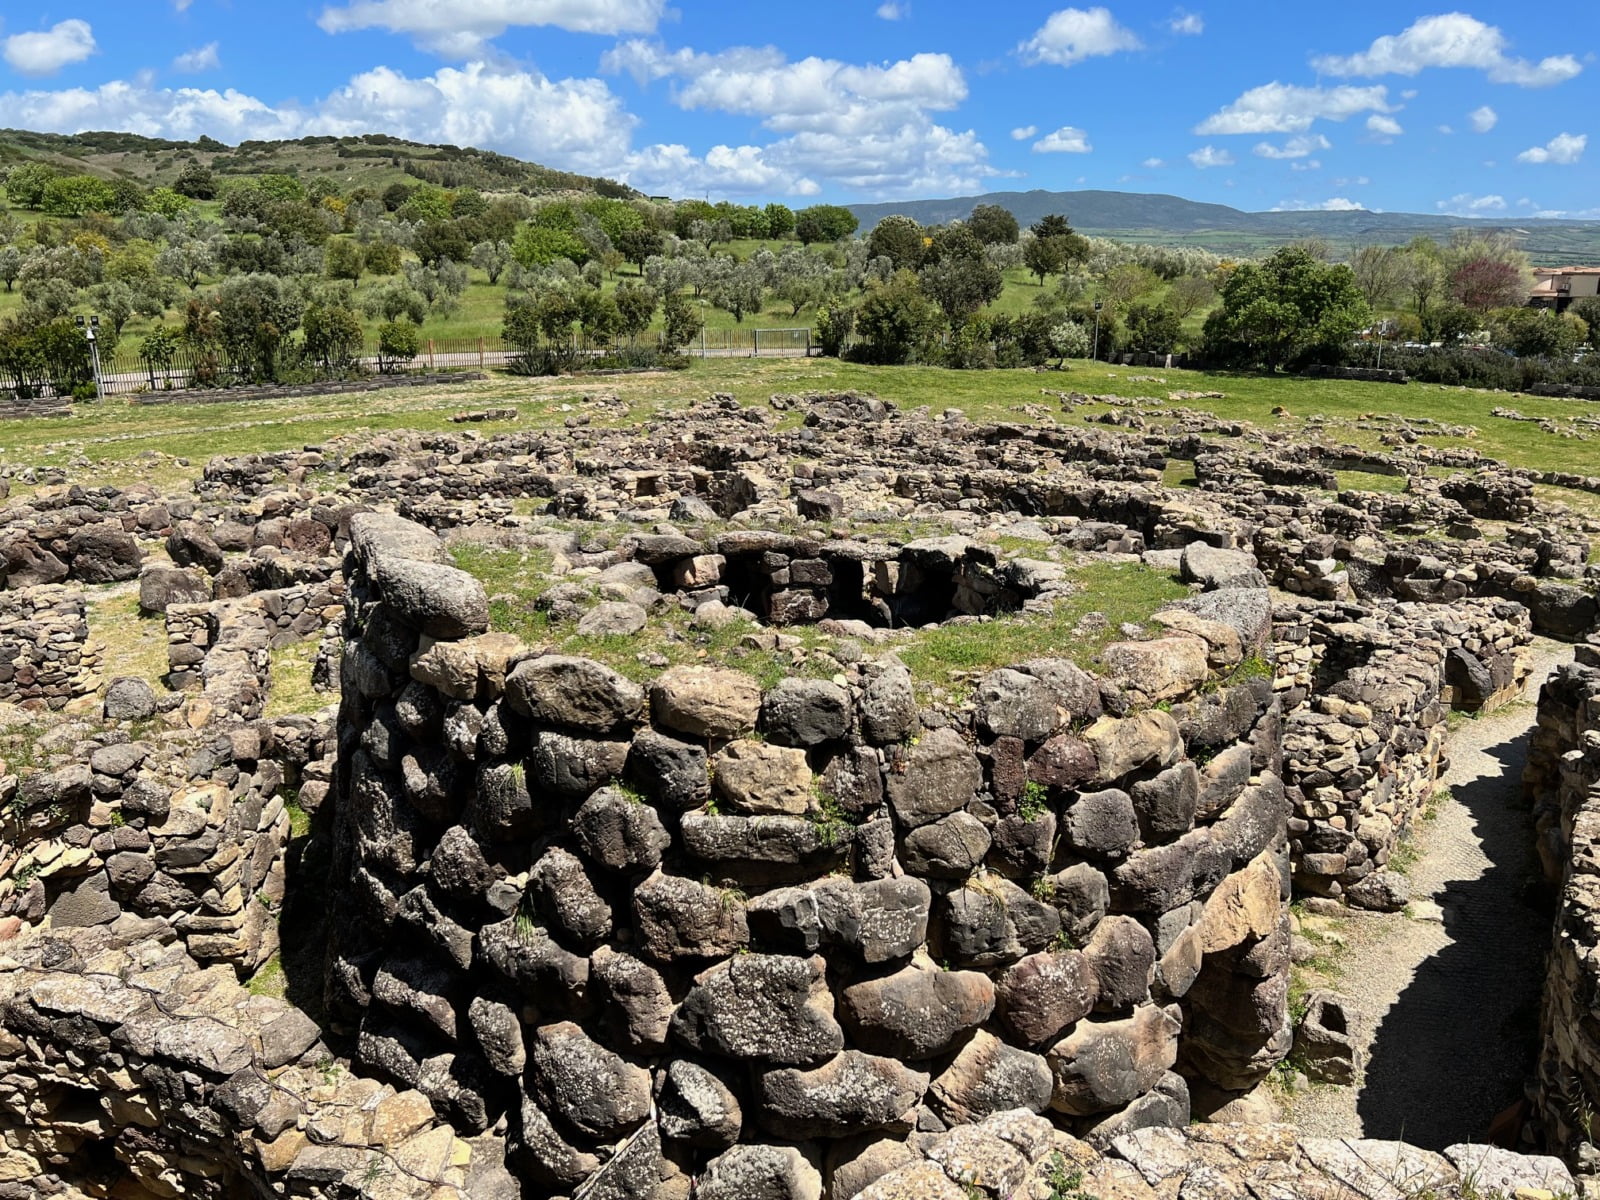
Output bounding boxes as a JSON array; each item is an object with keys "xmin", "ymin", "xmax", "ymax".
[
  {"xmin": 634, "ymin": 872, "xmax": 750, "ymax": 960},
  {"xmin": 1083, "ymin": 916, "xmax": 1156, "ymax": 1012},
  {"xmin": 839, "ymin": 965, "xmax": 995, "ymax": 1060},
  {"xmin": 573, "ymin": 787, "xmax": 671, "ymax": 874},
  {"xmin": 658, "ymin": 1059, "xmax": 743, "ymax": 1149},
  {"xmin": 988, "ymin": 811, "xmax": 1056, "ymax": 878},
  {"xmin": 859, "ymin": 663, "xmax": 917, "ymax": 748},
  {"xmin": 469, "ymin": 760, "xmax": 541, "ymax": 841},
  {"xmin": 1195, "ymin": 743, "xmax": 1252, "ymax": 820},
  {"xmin": 529, "ymin": 1020, "xmax": 652, "ymax": 1141},
  {"xmin": 477, "ymin": 916, "xmax": 589, "ymax": 1001},
  {"xmin": 1079, "ymin": 1070, "xmax": 1190, "ymax": 1150},
  {"xmin": 940, "ymin": 878, "xmax": 1060, "ymax": 968},
  {"xmin": 763, "ymin": 678, "xmax": 853, "ymax": 746},
  {"xmin": 529, "ymin": 847, "xmax": 613, "ymax": 945},
  {"xmin": 69, "ymin": 524, "xmax": 143, "ymax": 583},
  {"xmin": 746, "ymin": 877, "xmax": 930, "ymax": 964},
  {"xmin": 429, "ymin": 824, "xmax": 505, "ymax": 902},
  {"xmin": 651, "ymin": 665, "xmax": 762, "ymax": 738},
  {"xmin": 976, "ymin": 669, "xmax": 1063, "ymax": 741},
  {"xmin": 680, "ymin": 812, "xmax": 844, "ymax": 884},
  {"xmin": 1047, "ymin": 1004, "xmax": 1182, "ymax": 1116},
  {"xmin": 698, "ymin": 1144, "xmax": 823, "ymax": 1200},
  {"xmin": 1130, "ymin": 761, "xmax": 1200, "ymax": 842},
  {"xmin": 887, "ymin": 727, "xmax": 982, "ymax": 828},
  {"xmin": 512, "ymin": 1095, "xmax": 600, "ymax": 1187},
  {"xmin": 505, "ymin": 655, "xmax": 646, "ymax": 733},
  {"xmin": 468, "ymin": 995, "xmax": 526, "ymax": 1076},
  {"xmin": 139, "ymin": 566, "xmax": 211, "ymax": 614},
  {"xmin": 591, "ymin": 945, "xmax": 675, "ymax": 1053},
  {"xmin": 1113, "ymin": 830, "xmax": 1211, "ymax": 913},
  {"xmin": 103, "ymin": 676, "xmax": 159, "ymax": 722},
  {"xmin": 1028, "ymin": 734, "xmax": 1098, "ymax": 791},
  {"xmin": 372, "ymin": 557, "xmax": 488, "ymax": 640},
  {"xmin": 626, "ymin": 728, "xmax": 710, "ymax": 810},
  {"xmin": 529, "ymin": 730, "xmax": 629, "ymax": 801},
  {"xmin": 995, "ymin": 950, "xmax": 1098, "ymax": 1047},
  {"xmin": 757, "ymin": 1051, "xmax": 928, "ymax": 1139},
  {"xmin": 712, "ymin": 740, "xmax": 814, "ymax": 815},
  {"xmin": 672, "ymin": 954, "xmax": 843, "ymax": 1065},
  {"xmin": 928, "ymin": 1033, "xmax": 1056, "ymax": 1128},
  {"xmin": 1063, "ymin": 788, "xmax": 1139, "ymax": 858},
  {"xmin": 900, "ymin": 811, "xmax": 992, "ymax": 878},
  {"xmin": 819, "ymin": 745, "xmax": 886, "ymax": 817},
  {"xmin": 371, "ymin": 954, "xmax": 463, "ymax": 1041},
  {"xmin": 1083, "ymin": 711, "xmax": 1182, "ymax": 785}
]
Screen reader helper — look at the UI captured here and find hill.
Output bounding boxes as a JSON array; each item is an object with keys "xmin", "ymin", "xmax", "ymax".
[
  {"xmin": 0, "ymin": 129, "xmax": 637, "ymax": 198},
  {"xmin": 847, "ymin": 188, "xmax": 1600, "ymax": 264}
]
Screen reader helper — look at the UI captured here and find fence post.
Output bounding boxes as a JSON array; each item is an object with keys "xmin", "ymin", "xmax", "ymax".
[
  {"xmin": 753, "ymin": 329, "xmax": 759, "ymax": 358},
  {"xmin": 427, "ymin": 340, "xmax": 435, "ymax": 370},
  {"xmin": 478, "ymin": 337, "xmax": 485, "ymax": 370}
]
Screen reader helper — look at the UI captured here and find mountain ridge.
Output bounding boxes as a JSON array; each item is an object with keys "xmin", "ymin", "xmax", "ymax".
[{"xmin": 846, "ymin": 188, "xmax": 1600, "ymax": 264}]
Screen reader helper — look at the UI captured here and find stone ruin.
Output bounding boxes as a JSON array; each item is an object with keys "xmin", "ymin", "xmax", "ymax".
[{"xmin": 1, "ymin": 387, "xmax": 1598, "ymax": 1198}]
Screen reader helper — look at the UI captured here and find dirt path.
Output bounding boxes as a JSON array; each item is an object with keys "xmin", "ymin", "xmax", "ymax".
[{"xmin": 1282, "ymin": 641, "xmax": 1568, "ymax": 1148}]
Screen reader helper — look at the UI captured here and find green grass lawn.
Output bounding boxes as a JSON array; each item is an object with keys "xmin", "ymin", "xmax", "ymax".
[{"xmin": 6, "ymin": 356, "xmax": 1600, "ymax": 487}]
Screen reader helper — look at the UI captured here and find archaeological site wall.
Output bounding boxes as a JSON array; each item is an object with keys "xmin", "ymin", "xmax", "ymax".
[{"xmin": 320, "ymin": 512, "xmax": 1296, "ymax": 1197}]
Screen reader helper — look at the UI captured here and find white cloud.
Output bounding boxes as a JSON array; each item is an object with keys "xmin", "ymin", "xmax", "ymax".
[
  {"xmin": 1167, "ymin": 10, "xmax": 1203, "ymax": 35},
  {"xmin": 1288, "ymin": 160, "xmax": 1322, "ymax": 171},
  {"xmin": 3, "ymin": 19, "xmax": 97, "ymax": 77},
  {"xmin": 1313, "ymin": 13, "xmax": 1581, "ymax": 87},
  {"xmin": 1253, "ymin": 133, "xmax": 1330, "ymax": 159},
  {"xmin": 1437, "ymin": 123, "xmax": 1454, "ymax": 134},
  {"xmin": 1469, "ymin": 104, "xmax": 1497, "ymax": 132},
  {"xmin": 172, "ymin": 43, "xmax": 220, "ymax": 73},
  {"xmin": 317, "ymin": 0, "xmax": 667, "ymax": 57},
  {"xmin": 1019, "ymin": 7, "xmax": 1142, "ymax": 68},
  {"xmin": 1033, "ymin": 125, "xmax": 1091, "ymax": 153},
  {"xmin": 1334, "ymin": 175, "xmax": 1370, "ymax": 186},
  {"xmin": 1188, "ymin": 145, "xmax": 1234, "ymax": 168},
  {"xmin": 174, "ymin": 0, "xmax": 195, "ymax": 9},
  {"xmin": 602, "ymin": 41, "xmax": 992, "ymax": 195},
  {"xmin": 876, "ymin": 2, "xmax": 906, "ymax": 18},
  {"xmin": 1195, "ymin": 82, "xmax": 1391, "ymax": 134},
  {"xmin": 1010, "ymin": 125, "xmax": 1037, "ymax": 140},
  {"xmin": 1437, "ymin": 192, "xmax": 1507, "ymax": 213},
  {"xmin": 1517, "ymin": 131, "xmax": 1586, "ymax": 164},
  {"xmin": 1271, "ymin": 197, "xmax": 1364, "ymax": 211},
  {"xmin": 1142, "ymin": 156, "xmax": 1164, "ymax": 167},
  {"xmin": 1366, "ymin": 113, "xmax": 1403, "ymax": 140}
]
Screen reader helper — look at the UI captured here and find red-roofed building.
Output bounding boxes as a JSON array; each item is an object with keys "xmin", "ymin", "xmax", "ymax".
[{"xmin": 1530, "ymin": 266, "xmax": 1600, "ymax": 312}]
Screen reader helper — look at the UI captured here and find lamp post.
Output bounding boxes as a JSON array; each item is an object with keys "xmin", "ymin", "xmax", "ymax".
[
  {"xmin": 74, "ymin": 315, "xmax": 104, "ymax": 402},
  {"xmin": 1092, "ymin": 300, "xmax": 1104, "ymax": 363}
]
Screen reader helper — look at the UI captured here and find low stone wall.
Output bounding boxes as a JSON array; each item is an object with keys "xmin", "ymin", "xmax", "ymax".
[
  {"xmin": 1273, "ymin": 596, "xmax": 1532, "ymax": 906},
  {"xmin": 321, "ymin": 513, "xmax": 1295, "ymax": 1196},
  {"xmin": 0, "ymin": 721, "xmax": 303, "ymax": 973},
  {"xmin": 0, "ymin": 921, "xmax": 509, "ymax": 1200},
  {"xmin": 166, "ymin": 583, "xmax": 344, "ymax": 718},
  {"xmin": 0, "ymin": 585, "xmax": 99, "ymax": 708},
  {"xmin": 1525, "ymin": 653, "xmax": 1600, "ymax": 1183}
]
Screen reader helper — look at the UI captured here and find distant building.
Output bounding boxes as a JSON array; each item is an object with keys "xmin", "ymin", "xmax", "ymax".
[{"xmin": 1529, "ymin": 266, "xmax": 1600, "ymax": 312}]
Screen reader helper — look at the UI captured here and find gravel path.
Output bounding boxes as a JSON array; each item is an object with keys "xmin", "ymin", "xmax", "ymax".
[{"xmin": 1282, "ymin": 641, "xmax": 1568, "ymax": 1148}]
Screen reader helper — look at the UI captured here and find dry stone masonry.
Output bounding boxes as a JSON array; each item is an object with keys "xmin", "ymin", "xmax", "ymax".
[{"xmin": 0, "ymin": 385, "xmax": 1596, "ymax": 1198}]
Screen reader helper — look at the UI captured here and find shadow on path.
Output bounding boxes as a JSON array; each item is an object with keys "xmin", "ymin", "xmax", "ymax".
[{"xmin": 1356, "ymin": 724, "xmax": 1551, "ymax": 1148}]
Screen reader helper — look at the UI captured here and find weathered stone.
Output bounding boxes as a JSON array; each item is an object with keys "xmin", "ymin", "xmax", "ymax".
[
  {"xmin": 1083, "ymin": 915, "xmax": 1156, "ymax": 1011},
  {"xmin": 887, "ymin": 727, "xmax": 982, "ymax": 828},
  {"xmin": 652, "ymin": 666, "xmax": 762, "ymax": 738},
  {"xmin": 996, "ymin": 950, "xmax": 1098, "ymax": 1047},
  {"xmin": 658, "ymin": 1059, "xmax": 742, "ymax": 1149},
  {"xmin": 839, "ymin": 965, "xmax": 994, "ymax": 1059},
  {"xmin": 712, "ymin": 739, "xmax": 814, "ymax": 815},
  {"xmin": 505, "ymin": 655, "xmax": 645, "ymax": 732},
  {"xmin": 757, "ymin": 1051, "xmax": 928, "ymax": 1139},
  {"xmin": 763, "ymin": 678, "xmax": 853, "ymax": 746},
  {"xmin": 928, "ymin": 1029, "xmax": 1054, "ymax": 1124},
  {"xmin": 572, "ymin": 787, "xmax": 671, "ymax": 873},
  {"xmin": 528, "ymin": 1020, "xmax": 652, "ymax": 1140},
  {"xmin": 698, "ymin": 1144, "xmax": 822, "ymax": 1200},
  {"xmin": 634, "ymin": 872, "xmax": 750, "ymax": 960},
  {"xmin": 1048, "ymin": 1005, "xmax": 1182, "ymax": 1115},
  {"xmin": 672, "ymin": 954, "xmax": 843, "ymax": 1065}
]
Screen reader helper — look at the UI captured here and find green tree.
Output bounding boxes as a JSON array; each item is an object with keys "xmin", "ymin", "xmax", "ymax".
[
  {"xmin": 0, "ymin": 246, "xmax": 20, "ymax": 293},
  {"xmin": 41, "ymin": 176, "xmax": 118, "ymax": 217},
  {"xmin": 173, "ymin": 161, "xmax": 216, "ymax": 200},
  {"xmin": 1202, "ymin": 245, "xmax": 1370, "ymax": 370},
  {"xmin": 1490, "ymin": 307, "xmax": 1587, "ymax": 359},
  {"xmin": 856, "ymin": 270, "xmax": 938, "ymax": 364},
  {"xmin": 867, "ymin": 215, "xmax": 925, "ymax": 272},
  {"xmin": 763, "ymin": 202, "xmax": 796, "ymax": 239},
  {"xmin": 512, "ymin": 223, "xmax": 589, "ymax": 268},
  {"xmin": 303, "ymin": 302, "xmax": 365, "ymax": 370},
  {"xmin": 1573, "ymin": 297, "xmax": 1600, "ymax": 350},
  {"xmin": 212, "ymin": 273, "xmax": 304, "ymax": 381},
  {"xmin": 919, "ymin": 230, "xmax": 1003, "ymax": 325},
  {"xmin": 325, "ymin": 238, "xmax": 365, "ymax": 282},
  {"xmin": 146, "ymin": 187, "xmax": 193, "ymax": 219},
  {"xmin": 5, "ymin": 163, "xmax": 58, "ymax": 209},
  {"xmin": 706, "ymin": 260, "xmax": 765, "ymax": 323},
  {"xmin": 968, "ymin": 203, "xmax": 1020, "ymax": 245},
  {"xmin": 613, "ymin": 282, "xmax": 656, "ymax": 343},
  {"xmin": 363, "ymin": 241, "xmax": 402, "ymax": 275},
  {"xmin": 139, "ymin": 324, "xmax": 180, "ymax": 386},
  {"xmin": 615, "ymin": 226, "xmax": 664, "ymax": 273},
  {"xmin": 375, "ymin": 320, "xmax": 419, "ymax": 373},
  {"xmin": 661, "ymin": 291, "xmax": 702, "ymax": 352},
  {"xmin": 1167, "ymin": 274, "xmax": 1217, "ymax": 319},
  {"xmin": 413, "ymin": 220, "xmax": 470, "ymax": 268},
  {"xmin": 470, "ymin": 239, "xmax": 512, "ymax": 285},
  {"xmin": 1023, "ymin": 234, "xmax": 1068, "ymax": 285},
  {"xmin": 815, "ymin": 300, "xmax": 856, "ymax": 357},
  {"xmin": 795, "ymin": 204, "xmax": 858, "ymax": 245},
  {"xmin": 1124, "ymin": 301, "xmax": 1182, "ymax": 353}
]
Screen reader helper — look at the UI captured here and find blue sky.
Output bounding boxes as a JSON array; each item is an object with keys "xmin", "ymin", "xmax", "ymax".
[{"xmin": 0, "ymin": 2, "xmax": 1593, "ymax": 217}]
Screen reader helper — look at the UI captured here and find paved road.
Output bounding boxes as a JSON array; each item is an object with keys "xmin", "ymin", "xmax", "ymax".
[{"xmin": 1284, "ymin": 642, "xmax": 1567, "ymax": 1148}]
